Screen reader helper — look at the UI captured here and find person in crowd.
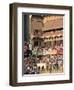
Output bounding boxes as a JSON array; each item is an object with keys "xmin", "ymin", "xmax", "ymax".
[
  {"xmin": 24, "ymin": 41, "xmax": 32, "ymax": 58},
  {"xmin": 32, "ymin": 47, "xmax": 38, "ymax": 56}
]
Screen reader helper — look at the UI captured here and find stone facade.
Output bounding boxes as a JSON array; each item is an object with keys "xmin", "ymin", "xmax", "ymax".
[{"xmin": 30, "ymin": 15, "xmax": 63, "ymax": 48}]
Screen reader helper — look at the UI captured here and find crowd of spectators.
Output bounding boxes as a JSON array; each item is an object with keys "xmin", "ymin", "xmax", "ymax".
[{"xmin": 24, "ymin": 41, "xmax": 63, "ymax": 74}]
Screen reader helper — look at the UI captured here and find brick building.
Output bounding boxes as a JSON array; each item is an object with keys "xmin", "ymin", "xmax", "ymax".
[{"xmin": 30, "ymin": 15, "xmax": 63, "ymax": 48}]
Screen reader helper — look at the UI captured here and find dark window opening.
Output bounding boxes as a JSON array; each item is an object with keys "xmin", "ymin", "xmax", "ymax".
[{"xmin": 34, "ymin": 41, "xmax": 38, "ymax": 46}]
